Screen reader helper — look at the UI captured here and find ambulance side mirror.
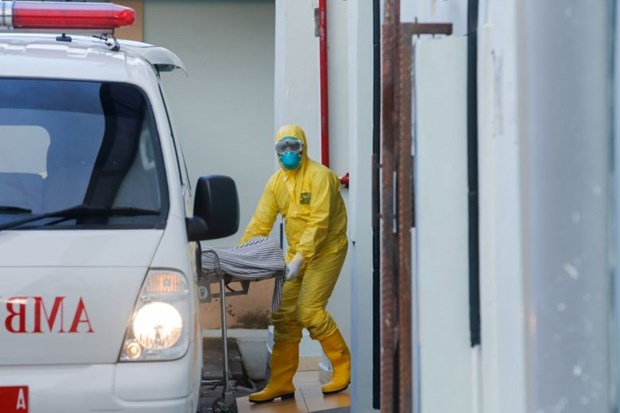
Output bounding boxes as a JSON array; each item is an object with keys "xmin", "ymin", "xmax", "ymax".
[{"xmin": 186, "ymin": 175, "xmax": 240, "ymax": 242}]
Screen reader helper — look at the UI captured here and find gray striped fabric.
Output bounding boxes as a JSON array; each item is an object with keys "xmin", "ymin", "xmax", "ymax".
[{"xmin": 201, "ymin": 236, "xmax": 286, "ymax": 311}]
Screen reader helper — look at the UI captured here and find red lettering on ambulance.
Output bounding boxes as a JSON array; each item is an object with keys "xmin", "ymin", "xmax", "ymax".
[
  {"xmin": 68, "ymin": 297, "xmax": 94, "ymax": 333},
  {"xmin": 5, "ymin": 297, "xmax": 27, "ymax": 333},
  {"xmin": 33, "ymin": 296, "xmax": 65, "ymax": 333}
]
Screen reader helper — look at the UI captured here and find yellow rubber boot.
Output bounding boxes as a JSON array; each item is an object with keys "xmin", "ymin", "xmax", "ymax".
[
  {"xmin": 249, "ymin": 341, "xmax": 298, "ymax": 403},
  {"xmin": 319, "ymin": 329, "xmax": 351, "ymax": 395}
]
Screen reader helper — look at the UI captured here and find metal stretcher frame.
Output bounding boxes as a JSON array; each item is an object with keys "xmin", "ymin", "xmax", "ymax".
[
  {"xmin": 198, "ymin": 239, "xmax": 285, "ymax": 413},
  {"xmin": 200, "ymin": 249, "xmax": 237, "ymax": 413}
]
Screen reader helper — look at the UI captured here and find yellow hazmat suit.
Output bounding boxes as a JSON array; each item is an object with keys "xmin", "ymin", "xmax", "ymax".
[{"xmin": 241, "ymin": 124, "xmax": 350, "ymax": 402}]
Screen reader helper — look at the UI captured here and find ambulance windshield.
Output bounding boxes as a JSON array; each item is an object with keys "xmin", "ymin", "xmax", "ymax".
[{"xmin": 0, "ymin": 78, "xmax": 169, "ymax": 229}]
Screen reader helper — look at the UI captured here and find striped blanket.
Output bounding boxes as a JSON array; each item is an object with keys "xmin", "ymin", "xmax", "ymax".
[{"xmin": 201, "ymin": 236, "xmax": 286, "ymax": 311}]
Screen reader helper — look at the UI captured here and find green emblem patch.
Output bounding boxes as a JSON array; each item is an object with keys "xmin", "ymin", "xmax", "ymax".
[{"xmin": 300, "ymin": 192, "xmax": 311, "ymax": 205}]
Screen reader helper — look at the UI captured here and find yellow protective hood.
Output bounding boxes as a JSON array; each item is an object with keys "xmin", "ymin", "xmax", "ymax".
[{"xmin": 275, "ymin": 124, "xmax": 309, "ymax": 172}]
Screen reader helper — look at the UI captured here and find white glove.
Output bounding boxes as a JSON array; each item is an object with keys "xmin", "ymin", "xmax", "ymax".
[{"xmin": 285, "ymin": 253, "xmax": 305, "ymax": 281}]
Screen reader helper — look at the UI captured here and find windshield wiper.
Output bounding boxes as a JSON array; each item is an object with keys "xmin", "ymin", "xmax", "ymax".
[
  {"xmin": 0, "ymin": 206, "xmax": 32, "ymax": 214},
  {"xmin": 0, "ymin": 205, "xmax": 160, "ymax": 231}
]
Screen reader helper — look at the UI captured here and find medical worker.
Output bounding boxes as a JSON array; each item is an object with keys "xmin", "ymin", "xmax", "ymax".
[{"xmin": 239, "ymin": 124, "xmax": 350, "ymax": 403}]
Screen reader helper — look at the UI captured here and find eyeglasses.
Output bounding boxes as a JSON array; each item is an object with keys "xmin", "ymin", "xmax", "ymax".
[{"xmin": 275, "ymin": 137, "xmax": 303, "ymax": 155}]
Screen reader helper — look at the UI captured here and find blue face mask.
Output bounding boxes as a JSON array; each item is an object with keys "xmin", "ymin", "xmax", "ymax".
[{"xmin": 279, "ymin": 151, "xmax": 302, "ymax": 171}]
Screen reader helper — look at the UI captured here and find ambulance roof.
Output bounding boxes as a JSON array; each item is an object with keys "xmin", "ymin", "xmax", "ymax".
[{"xmin": 0, "ymin": 33, "xmax": 185, "ymax": 85}]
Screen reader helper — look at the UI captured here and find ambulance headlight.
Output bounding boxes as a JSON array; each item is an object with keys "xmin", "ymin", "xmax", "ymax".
[
  {"xmin": 133, "ymin": 302, "xmax": 182, "ymax": 350},
  {"xmin": 120, "ymin": 270, "xmax": 191, "ymax": 362}
]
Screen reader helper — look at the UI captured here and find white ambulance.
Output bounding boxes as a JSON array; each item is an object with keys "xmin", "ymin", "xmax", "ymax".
[{"xmin": 0, "ymin": 2, "xmax": 239, "ymax": 412}]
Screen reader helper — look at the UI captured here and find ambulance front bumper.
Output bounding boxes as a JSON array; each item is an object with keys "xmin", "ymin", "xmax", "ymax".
[{"xmin": 0, "ymin": 354, "xmax": 200, "ymax": 413}]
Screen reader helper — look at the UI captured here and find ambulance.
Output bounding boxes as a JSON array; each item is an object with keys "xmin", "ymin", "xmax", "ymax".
[{"xmin": 0, "ymin": 2, "xmax": 239, "ymax": 412}]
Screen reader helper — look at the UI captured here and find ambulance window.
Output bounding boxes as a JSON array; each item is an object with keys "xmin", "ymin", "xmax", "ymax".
[
  {"xmin": 0, "ymin": 126, "xmax": 50, "ymax": 175},
  {"xmin": 0, "ymin": 78, "xmax": 169, "ymax": 229}
]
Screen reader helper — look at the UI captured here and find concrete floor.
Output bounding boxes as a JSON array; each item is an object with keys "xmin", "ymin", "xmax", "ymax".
[
  {"xmin": 236, "ymin": 371, "xmax": 351, "ymax": 413},
  {"xmin": 200, "ymin": 331, "xmax": 351, "ymax": 413}
]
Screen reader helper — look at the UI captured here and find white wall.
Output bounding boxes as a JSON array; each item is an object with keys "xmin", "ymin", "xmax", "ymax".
[
  {"xmin": 143, "ymin": 0, "xmax": 276, "ymax": 249},
  {"xmin": 415, "ymin": 36, "xmax": 471, "ymax": 413},
  {"xmin": 520, "ymin": 1, "xmax": 613, "ymax": 411},
  {"xmin": 477, "ymin": 1, "xmax": 527, "ymax": 412},
  {"xmin": 346, "ymin": 2, "xmax": 376, "ymax": 412}
]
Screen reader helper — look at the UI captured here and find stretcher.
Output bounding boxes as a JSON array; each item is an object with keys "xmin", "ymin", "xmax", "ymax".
[{"xmin": 197, "ymin": 237, "xmax": 285, "ymax": 413}]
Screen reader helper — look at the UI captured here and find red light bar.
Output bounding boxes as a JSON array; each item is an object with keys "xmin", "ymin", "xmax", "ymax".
[{"xmin": 0, "ymin": 1, "xmax": 135, "ymax": 31}]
